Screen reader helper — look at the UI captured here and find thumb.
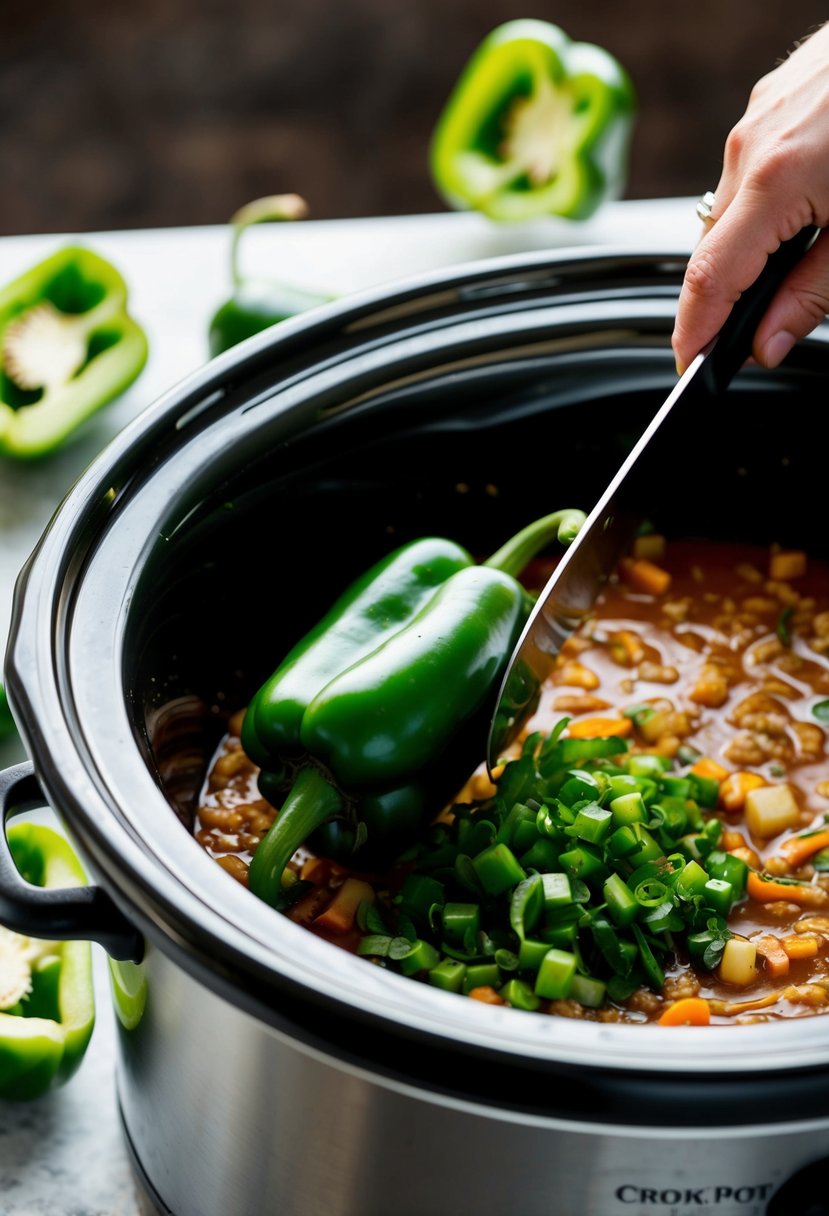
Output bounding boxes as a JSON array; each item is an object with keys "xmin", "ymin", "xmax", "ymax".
[{"xmin": 754, "ymin": 229, "xmax": 829, "ymax": 366}]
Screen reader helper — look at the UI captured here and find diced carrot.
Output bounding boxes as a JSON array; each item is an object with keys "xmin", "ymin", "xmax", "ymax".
[
  {"xmin": 658, "ymin": 997, "xmax": 711, "ymax": 1026},
  {"xmin": 720, "ymin": 771, "xmax": 765, "ymax": 813},
  {"xmin": 467, "ymin": 986, "xmax": 506, "ymax": 1005},
  {"xmin": 769, "ymin": 550, "xmax": 807, "ymax": 581},
  {"xmin": 313, "ymin": 877, "xmax": 375, "ymax": 935},
  {"xmin": 300, "ymin": 856, "xmax": 342, "ymax": 885},
  {"xmin": 566, "ymin": 716, "xmax": 633, "ymax": 740},
  {"xmin": 620, "ymin": 557, "xmax": 672, "ymax": 597},
  {"xmin": 779, "ymin": 829, "xmax": 829, "ymax": 869},
  {"xmin": 755, "ymin": 934, "xmax": 790, "ymax": 978},
  {"xmin": 746, "ymin": 871, "xmax": 827, "ymax": 907},
  {"xmin": 691, "ymin": 757, "xmax": 729, "ymax": 782},
  {"xmin": 721, "ymin": 830, "xmax": 747, "ymax": 852},
  {"xmin": 782, "ymin": 935, "xmax": 820, "ymax": 960}
]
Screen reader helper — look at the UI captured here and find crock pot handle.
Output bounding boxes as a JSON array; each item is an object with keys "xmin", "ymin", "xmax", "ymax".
[{"xmin": 0, "ymin": 762, "xmax": 144, "ymax": 963}]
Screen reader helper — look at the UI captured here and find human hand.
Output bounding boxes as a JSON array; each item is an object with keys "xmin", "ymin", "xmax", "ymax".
[{"xmin": 672, "ymin": 23, "xmax": 829, "ymax": 374}]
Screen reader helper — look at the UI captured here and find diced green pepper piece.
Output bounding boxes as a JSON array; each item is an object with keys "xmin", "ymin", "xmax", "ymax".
[
  {"xmin": 518, "ymin": 938, "xmax": 552, "ymax": 971},
  {"xmin": 703, "ymin": 877, "xmax": 734, "ymax": 918},
  {"xmin": 541, "ymin": 872, "xmax": 572, "ymax": 909},
  {"xmin": 603, "ymin": 872, "xmax": 640, "ymax": 927},
  {"xmin": 463, "ymin": 963, "xmax": 502, "ymax": 994},
  {"xmin": 534, "ymin": 948, "xmax": 577, "ymax": 1000},
  {"xmin": 558, "ymin": 843, "xmax": 607, "ymax": 883},
  {"xmin": 520, "ymin": 838, "xmax": 563, "ymax": 871},
  {"xmin": 500, "ymin": 978, "xmax": 541, "ymax": 1011},
  {"xmin": 559, "ymin": 770, "xmax": 603, "ymax": 805},
  {"xmin": 569, "ymin": 974, "xmax": 607, "ymax": 1008},
  {"xmin": 706, "ymin": 850, "xmax": 748, "ymax": 900},
  {"xmin": 428, "ymin": 958, "xmax": 467, "ymax": 993},
  {"xmin": 441, "ymin": 903, "xmax": 481, "ymax": 951},
  {"xmin": 627, "ymin": 754, "xmax": 671, "ymax": 777},
  {"xmin": 472, "ymin": 843, "xmax": 526, "ymax": 895},
  {"xmin": 610, "ymin": 791, "xmax": 647, "ymax": 826},
  {"xmin": 398, "ymin": 939, "xmax": 441, "ymax": 976},
  {"xmin": 572, "ymin": 803, "xmax": 613, "ymax": 843},
  {"xmin": 675, "ymin": 859, "xmax": 710, "ymax": 899}
]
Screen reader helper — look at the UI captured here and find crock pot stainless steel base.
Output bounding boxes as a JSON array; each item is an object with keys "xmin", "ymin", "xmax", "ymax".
[{"xmin": 114, "ymin": 950, "xmax": 829, "ymax": 1216}]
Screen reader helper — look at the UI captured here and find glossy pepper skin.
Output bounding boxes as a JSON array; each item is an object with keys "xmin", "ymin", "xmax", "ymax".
[
  {"xmin": 0, "ymin": 824, "xmax": 95, "ymax": 1100},
  {"xmin": 0, "ymin": 246, "xmax": 147, "ymax": 459},
  {"xmin": 208, "ymin": 194, "xmax": 332, "ymax": 357},
  {"xmin": 244, "ymin": 509, "xmax": 585, "ymax": 904},
  {"xmin": 430, "ymin": 19, "xmax": 635, "ymax": 223}
]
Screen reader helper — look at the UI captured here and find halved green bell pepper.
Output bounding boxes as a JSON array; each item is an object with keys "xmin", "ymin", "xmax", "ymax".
[
  {"xmin": 208, "ymin": 194, "xmax": 332, "ymax": 356},
  {"xmin": 0, "ymin": 245, "xmax": 148, "ymax": 459},
  {"xmin": 0, "ymin": 823, "xmax": 95, "ymax": 1100},
  {"xmin": 430, "ymin": 19, "xmax": 635, "ymax": 222},
  {"xmin": 243, "ymin": 508, "xmax": 586, "ymax": 905}
]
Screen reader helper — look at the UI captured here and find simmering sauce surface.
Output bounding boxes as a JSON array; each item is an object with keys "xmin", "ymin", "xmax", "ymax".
[{"xmin": 195, "ymin": 539, "xmax": 829, "ymax": 1023}]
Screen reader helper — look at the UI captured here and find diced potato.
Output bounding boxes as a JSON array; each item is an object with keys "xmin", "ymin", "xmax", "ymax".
[
  {"xmin": 638, "ymin": 709, "xmax": 671, "ymax": 744},
  {"xmin": 769, "ymin": 550, "xmax": 807, "ymax": 581},
  {"xmin": 553, "ymin": 661, "xmax": 600, "ymax": 690},
  {"xmin": 744, "ymin": 783, "xmax": 802, "ymax": 838},
  {"xmin": 632, "ymin": 533, "xmax": 666, "ymax": 561},
  {"xmin": 718, "ymin": 938, "xmax": 758, "ymax": 987}
]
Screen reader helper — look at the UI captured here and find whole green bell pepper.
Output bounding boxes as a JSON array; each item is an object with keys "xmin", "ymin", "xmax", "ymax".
[
  {"xmin": 0, "ymin": 823, "xmax": 95, "ymax": 1100},
  {"xmin": 430, "ymin": 19, "xmax": 635, "ymax": 222},
  {"xmin": 208, "ymin": 194, "xmax": 332, "ymax": 356},
  {"xmin": 0, "ymin": 245, "xmax": 148, "ymax": 459},
  {"xmin": 243, "ymin": 508, "xmax": 585, "ymax": 904}
]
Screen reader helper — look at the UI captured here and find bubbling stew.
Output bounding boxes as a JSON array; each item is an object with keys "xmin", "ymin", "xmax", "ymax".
[{"xmin": 195, "ymin": 538, "xmax": 829, "ymax": 1024}]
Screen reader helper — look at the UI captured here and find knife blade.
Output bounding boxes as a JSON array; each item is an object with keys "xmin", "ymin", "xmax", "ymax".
[{"xmin": 487, "ymin": 224, "xmax": 819, "ymax": 774}]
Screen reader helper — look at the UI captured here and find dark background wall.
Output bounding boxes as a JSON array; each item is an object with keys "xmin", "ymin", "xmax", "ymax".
[{"xmin": 1, "ymin": 1, "xmax": 826, "ymax": 235}]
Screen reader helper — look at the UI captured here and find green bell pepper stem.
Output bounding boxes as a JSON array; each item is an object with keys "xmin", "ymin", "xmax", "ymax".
[
  {"xmin": 430, "ymin": 19, "xmax": 635, "ymax": 223},
  {"xmin": 0, "ymin": 685, "xmax": 14, "ymax": 740},
  {"xmin": 208, "ymin": 193, "xmax": 333, "ymax": 356},
  {"xmin": 228, "ymin": 194, "xmax": 309, "ymax": 288},
  {"xmin": 0, "ymin": 246, "xmax": 147, "ymax": 460},
  {"xmin": 483, "ymin": 507, "xmax": 585, "ymax": 577},
  {"xmin": 0, "ymin": 824, "xmax": 95, "ymax": 1100},
  {"xmin": 248, "ymin": 766, "xmax": 344, "ymax": 907}
]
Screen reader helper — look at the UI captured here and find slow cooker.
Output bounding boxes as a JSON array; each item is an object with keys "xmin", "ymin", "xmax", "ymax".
[{"xmin": 1, "ymin": 248, "xmax": 828, "ymax": 1216}]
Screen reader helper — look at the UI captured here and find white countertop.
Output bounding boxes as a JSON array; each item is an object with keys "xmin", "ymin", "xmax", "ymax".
[{"xmin": 0, "ymin": 198, "xmax": 697, "ymax": 1214}]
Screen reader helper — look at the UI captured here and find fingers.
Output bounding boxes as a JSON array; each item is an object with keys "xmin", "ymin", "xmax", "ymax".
[
  {"xmin": 752, "ymin": 228, "xmax": 829, "ymax": 366},
  {"xmin": 672, "ymin": 193, "xmax": 792, "ymax": 373}
]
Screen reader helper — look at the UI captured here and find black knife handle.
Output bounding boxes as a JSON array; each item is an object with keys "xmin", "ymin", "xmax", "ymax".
[{"xmin": 701, "ymin": 223, "xmax": 819, "ymax": 393}]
